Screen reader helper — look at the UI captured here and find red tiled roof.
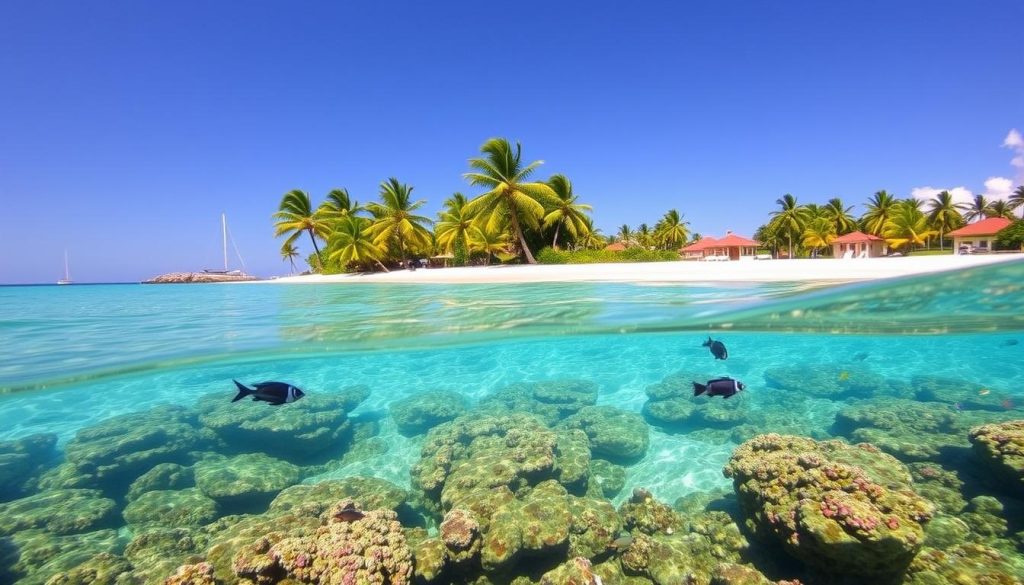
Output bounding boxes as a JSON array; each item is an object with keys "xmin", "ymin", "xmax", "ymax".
[
  {"xmin": 948, "ymin": 217, "xmax": 1013, "ymax": 237},
  {"xmin": 680, "ymin": 237, "xmax": 717, "ymax": 252},
  {"xmin": 604, "ymin": 242, "xmax": 626, "ymax": 251},
  {"xmin": 714, "ymin": 233, "xmax": 758, "ymax": 247},
  {"xmin": 832, "ymin": 230, "xmax": 883, "ymax": 244}
]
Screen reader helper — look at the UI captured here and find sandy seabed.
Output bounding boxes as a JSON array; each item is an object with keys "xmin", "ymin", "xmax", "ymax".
[{"xmin": 264, "ymin": 253, "xmax": 1023, "ymax": 285}]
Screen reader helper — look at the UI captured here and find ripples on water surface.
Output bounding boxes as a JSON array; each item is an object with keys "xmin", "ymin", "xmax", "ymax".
[{"xmin": 0, "ymin": 259, "xmax": 1022, "ymax": 584}]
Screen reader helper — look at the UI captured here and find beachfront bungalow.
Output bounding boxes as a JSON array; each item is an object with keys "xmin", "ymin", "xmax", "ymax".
[
  {"xmin": 948, "ymin": 217, "xmax": 1013, "ymax": 254},
  {"xmin": 831, "ymin": 231, "xmax": 885, "ymax": 259},
  {"xmin": 680, "ymin": 232, "xmax": 758, "ymax": 261}
]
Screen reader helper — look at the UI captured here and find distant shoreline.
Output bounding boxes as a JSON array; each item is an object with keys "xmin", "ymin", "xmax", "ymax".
[{"xmin": 262, "ymin": 254, "xmax": 1023, "ymax": 285}]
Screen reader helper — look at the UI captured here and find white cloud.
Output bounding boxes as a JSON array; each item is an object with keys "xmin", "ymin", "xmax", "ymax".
[
  {"xmin": 982, "ymin": 176, "xmax": 1014, "ymax": 201},
  {"xmin": 1004, "ymin": 128, "xmax": 1024, "ymax": 149},
  {"xmin": 911, "ymin": 186, "xmax": 975, "ymax": 207}
]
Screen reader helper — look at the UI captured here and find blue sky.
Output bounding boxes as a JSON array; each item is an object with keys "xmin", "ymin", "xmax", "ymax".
[{"xmin": 1, "ymin": 1, "xmax": 1022, "ymax": 283}]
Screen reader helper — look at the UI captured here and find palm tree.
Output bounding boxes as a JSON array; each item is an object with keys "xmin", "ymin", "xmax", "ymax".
[
  {"xmin": 617, "ymin": 224, "xmax": 633, "ymax": 246},
  {"xmin": 543, "ymin": 174, "xmax": 592, "ymax": 249},
  {"xmin": 635, "ymin": 224, "xmax": 652, "ymax": 249},
  {"xmin": 365, "ymin": 178, "xmax": 433, "ymax": 264},
  {"xmin": 754, "ymin": 223, "xmax": 784, "ymax": 258},
  {"xmin": 823, "ymin": 198, "xmax": 857, "ymax": 235},
  {"xmin": 273, "ymin": 189, "xmax": 330, "ymax": 268},
  {"xmin": 463, "ymin": 138, "xmax": 560, "ymax": 264},
  {"xmin": 769, "ymin": 194, "xmax": 809, "ymax": 259},
  {"xmin": 577, "ymin": 217, "xmax": 606, "ymax": 250},
  {"xmin": 987, "ymin": 200, "xmax": 1016, "ymax": 220},
  {"xmin": 964, "ymin": 194, "xmax": 993, "ymax": 223},
  {"xmin": 655, "ymin": 209, "xmax": 690, "ymax": 250},
  {"xmin": 883, "ymin": 205, "xmax": 936, "ymax": 253},
  {"xmin": 861, "ymin": 190, "xmax": 897, "ymax": 236},
  {"xmin": 468, "ymin": 225, "xmax": 511, "ymax": 265},
  {"xmin": 1010, "ymin": 185, "xmax": 1024, "ymax": 217},
  {"xmin": 926, "ymin": 190, "xmax": 965, "ymax": 251},
  {"xmin": 435, "ymin": 192, "xmax": 475, "ymax": 264},
  {"xmin": 802, "ymin": 216, "xmax": 837, "ymax": 257},
  {"xmin": 280, "ymin": 242, "xmax": 299, "ymax": 274},
  {"xmin": 317, "ymin": 188, "xmax": 361, "ymax": 219},
  {"xmin": 328, "ymin": 216, "xmax": 388, "ymax": 271}
]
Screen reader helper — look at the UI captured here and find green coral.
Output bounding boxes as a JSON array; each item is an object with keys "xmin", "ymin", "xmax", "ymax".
[
  {"xmin": 587, "ymin": 459, "xmax": 625, "ymax": 499},
  {"xmin": 559, "ymin": 406, "xmax": 650, "ymax": 463},
  {"xmin": 723, "ymin": 434, "xmax": 935, "ymax": 577},
  {"xmin": 42, "ymin": 552, "xmax": 134, "ymax": 585},
  {"xmin": 903, "ymin": 543, "xmax": 1024, "ymax": 584},
  {"xmin": 618, "ymin": 487, "xmax": 682, "ymax": 535},
  {"xmin": 913, "ymin": 376, "xmax": 1013, "ymax": 412},
  {"xmin": 390, "ymin": 390, "xmax": 468, "ymax": 436},
  {"xmin": 123, "ymin": 526, "xmax": 209, "ymax": 583},
  {"xmin": 269, "ymin": 476, "xmax": 407, "ymax": 517},
  {"xmin": 122, "ymin": 488, "xmax": 219, "ymax": 528},
  {"xmin": 193, "ymin": 453, "xmax": 301, "ymax": 510},
  {"xmin": 125, "ymin": 462, "xmax": 194, "ymax": 502},
  {"xmin": 477, "ymin": 379, "xmax": 598, "ymax": 425},
  {"xmin": 538, "ymin": 557, "xmax": 602, "ymax": 584},
  {"xmin": 0, "ymin": 489, "xmax": 117, "ymax": 536},
  {"xmin": 197, "ymin": 387, "xmax": 368, "ymax": 460},
  {"xmin": 763, "ymin": 364, "xmax": 886, "ymax": 399},
  {"xmin": 554, "ymin": 430, "xmax": 592, "ymax": 493},
  {"xmin": 0, "ymin": 529, "xmax": 120, "ymax": 585},
  {"xmin": 969, "ymin": 419, "xmax": 1024, "ymax": 492}
]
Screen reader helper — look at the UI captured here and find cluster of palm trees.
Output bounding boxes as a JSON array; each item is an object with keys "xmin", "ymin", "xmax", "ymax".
[
  {"xmin": 609, "ymin": 209, "xmax": 693, "ymax": 251},
  {"xmin": 272, "ymin": 138, "xmax": 600, "ymax": 272},
  {"xmin": 758, "ymin": 186, "xmax": 1024, "ymax": 258}
]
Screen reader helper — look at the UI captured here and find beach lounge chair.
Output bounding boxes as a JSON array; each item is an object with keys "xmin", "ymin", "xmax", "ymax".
[
  {"xmin": 841, "ymin": 249, "xmax": 854, "ymax": 260},
  {"xmin": 856, "ymin": 250, "xmax": 868, "ymax": 259}
]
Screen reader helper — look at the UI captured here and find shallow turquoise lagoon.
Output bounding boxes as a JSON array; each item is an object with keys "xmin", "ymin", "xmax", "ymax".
[{"xmin": 1, "ymin": 261, "xmax": 1022, "ymax": 584}]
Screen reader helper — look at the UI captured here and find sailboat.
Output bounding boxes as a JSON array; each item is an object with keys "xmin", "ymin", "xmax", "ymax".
[
  {"xmin": 203, "ymin": 214, "xmax": 246, "ymax": 276},
  {"xmin": 57, "ymin": 250, "xmax": 73, "ymax": 285}
]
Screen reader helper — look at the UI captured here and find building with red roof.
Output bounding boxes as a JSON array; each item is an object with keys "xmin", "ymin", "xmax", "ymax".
[
  {"xmin": 831, "ymin": 231, "xmax": 886, "ymax": 258},
  {"xmin": 948, "ymin": 217, "xmax": 1013, "ymax": 254},
  {"xmin": 604, "ymin": 241, "xmax": 627, "ymax": 252},
  {"xmin": 679, "ymin": 232, "xmax": 758, "ymax": 261}
]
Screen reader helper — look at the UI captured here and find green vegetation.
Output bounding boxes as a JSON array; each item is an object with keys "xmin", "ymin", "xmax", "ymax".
[
  {"xmin": 995, "ymin": 220, "xmax": 1024, "ymax": 250},
  {"xmin": 274, "ymin": 137, "xmax": 1024, "ymax": 273}
]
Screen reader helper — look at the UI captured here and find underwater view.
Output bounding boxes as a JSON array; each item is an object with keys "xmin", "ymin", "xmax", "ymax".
[{"xmin": 1, "ymin": 261, "xmax": 1023, "ymax": 585}]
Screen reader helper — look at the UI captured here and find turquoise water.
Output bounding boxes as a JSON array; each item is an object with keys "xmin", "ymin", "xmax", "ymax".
[{"xmin": 1, "ymin": 261, "xmax": 1022, "ymax": 584}]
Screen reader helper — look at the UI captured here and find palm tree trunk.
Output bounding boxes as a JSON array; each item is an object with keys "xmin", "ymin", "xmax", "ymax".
[
  {"xmin": 375, "ymin": 260, "xmax": 390, "ymax": 272},
  {"xmin": 552, "ymin": 222, "xmax": 562, "ymax": 249},
  {"xmin": 508, "ymin": 208, "xmax": 537, "ymax": 264},
  {"xmin": 939, "ymin": 228, "xmax": 944, "ymax": 251},
  {"xmin": 788, "ymin": 234, "xmax": 793, "ymax": 259},
  {"xmin": 308, "ymin": 229, "xmax": 323, "ymax": 267}
]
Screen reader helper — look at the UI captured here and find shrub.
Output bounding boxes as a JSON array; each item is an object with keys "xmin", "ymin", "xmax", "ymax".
[
  {"xmin": 536, "ymin": 247, "xmax": 680, "ymax": 264},
  {"xmin": 995, "ymin": 220, "xmax": 1024, "ymax": 250}
]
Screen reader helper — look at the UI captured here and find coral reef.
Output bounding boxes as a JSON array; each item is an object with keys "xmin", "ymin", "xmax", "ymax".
[
  {"xmin": 122, "ymin": 488, "xmax": 220, "ymax": 528},
  {"xmin": 538, "ymin": 556, "xmax": 602, "ymax": 585},
  {"xmin": 196, "ymin": 387, "xmax": 369, "ymax": 460},
  {"xmin": 0, "ymin": 489, "xmax": 117, "ymax": 536},
  {"xmin": 231, "ymin": 499, "xmax": 413, "ymax": 584},
  {"xmin": 559, "ymin": 406, "xmax": 650, "ymax": 463},
  {"xmin": 913, "ymin": 375, "xmax": 1014, "ymax": 412},
  {"xmin": 554, "ymin": 429, "xmax": 592, "ymax": 493},
  {"xmin": 193, "ymin": 453, "xmax": 301, "ymax": 510},
  {"xmin": 0, "ymin": 433, "xmax": 57, "ymax": 501},
  {"xmin": 723, "ymin": 434, "xmax": 935, "ymax": 577},
  {"xmin": 269, "ymin": 476, "xmax": 407, "ymax": 517},
  {"xmin": 126, "ymin": 462, "xmax": 195, "ymax": 502},
  {"xmin": 619, "ymin": 487, "xmax": 682, "ymax": 535},
  {"xmin": 49, "ymin": 406, "xmax": 206, "ymax": 494},
  {"xmin": 389, "ymin": 390, "xmax": 468, "ymax": 436},
  {"xmin": 42, "ymin": 552, "xmax": 134, "ymax": 585},
  {"xmin": 0, "ymin": 529, "xmax": 120, "ymax": 585},
  {"xmin": 477, "ymin": 379, "xmax": 598, "ymax": 425},
  {"xmin": 587, "ymin": 459, "xmax": 625, "ymax": 499},
  {"xmin": 163, "ymin": 561, "xmax": 218, "ymax": 585},
  {"xmin": 969, "ymin": 419, "xmax": 1024, "ymax": 492},
  {"xmin": 903, "ymin": 543, "xmax": 1024, "ymax": 584},
  {"xmin": 763, "ymin": 365, "xmax": 886, "ymax": 399}
]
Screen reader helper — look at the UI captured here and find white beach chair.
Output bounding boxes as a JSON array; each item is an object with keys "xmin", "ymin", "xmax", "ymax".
[
  {"xmin": 841, "ymin": 249, "xmax": 854, "ymax": 260},
  {"xmin": 856, "ymin": 250, "xmax": 868, "ymax": 259}
]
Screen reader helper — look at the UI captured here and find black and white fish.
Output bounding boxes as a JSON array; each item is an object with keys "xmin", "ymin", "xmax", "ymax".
[
  {"xmin": 693, "ymin": 377, "xmax": 745, "ymax": 399},
  {"xmin": 232, "ymin": 380, "xmax": 305, "ymax": 405},
  {"xmin": 702, "ymin": 336, "xmax": 728, "ymax": 360}
]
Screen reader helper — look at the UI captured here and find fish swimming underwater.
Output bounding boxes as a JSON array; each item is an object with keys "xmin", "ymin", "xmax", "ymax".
[
  {"xmin": 693, "ymin": 377, "xmax": 746, "ymax": 399},
  {"xmin": 702, "ymin": 336, "xmax": 728, "ymax": 360},
  {"xmin": 232, "ymin": 380, "xmax": 306, "ymax": 405},
  {"xmin": 852, "ymin": 352, "xmax": 869, "ymax": 361}
]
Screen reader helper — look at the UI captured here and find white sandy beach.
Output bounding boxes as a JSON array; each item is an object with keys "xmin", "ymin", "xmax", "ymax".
[{"xmin": 266, "ymin": 253, "xmax": 1023, "ymax": 284}]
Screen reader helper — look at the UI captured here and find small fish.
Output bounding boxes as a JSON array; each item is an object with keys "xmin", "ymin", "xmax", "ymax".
[
  {"xmin": 978, "ymin": 389, "xmax": 991, "ymax": 396},
  {"xmin": 693, "ymin": 377, "xmax": 746, "ymax": 399},
  {"xmin": 608, "ymin": 534, "xmax": 633, "ymax": 552},
  {"xmin": 1003, "ymin": 339, "xmax": 1019, "ymax": 346},
  {"xmin": 838, "ymin": 371, "xmax": 850, "ymax": 381},
  {"xmin": 333, "ymin": 502, "xmax": 365, "ymax": 522},
  {"xmin": 702, "ymin": 336, "xmax": 728, "ymax": 360},
  {"xmin": 231, "ymin": 380, "xmax": 306, "ymax": 405},
  {"xmin": 852, "ymin": 352, "xmax": 869, "ymax": 361},
  {"xmin": 1002, "ymin": 399, "xmax": 1015, "ymax": 410}
]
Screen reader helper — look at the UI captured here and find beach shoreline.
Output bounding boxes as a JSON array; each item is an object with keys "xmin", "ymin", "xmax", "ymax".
[{"xmin": 263, "ymin": 253, "xmax": 1023, "ymax": 285}]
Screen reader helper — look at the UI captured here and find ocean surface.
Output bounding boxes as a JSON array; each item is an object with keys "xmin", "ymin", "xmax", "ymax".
[{"xmin": 1, "ymin": 260, "xmax": 1022, "ymax": 584}]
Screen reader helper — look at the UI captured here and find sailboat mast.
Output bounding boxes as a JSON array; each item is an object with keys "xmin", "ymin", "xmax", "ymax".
[
  {"xmin": 64, "ymin": 250, "xmax": 70, "ymax": 280},
  {"xmin": 222, "ymin": 213, "xmax": 228, "ymax": 272}
]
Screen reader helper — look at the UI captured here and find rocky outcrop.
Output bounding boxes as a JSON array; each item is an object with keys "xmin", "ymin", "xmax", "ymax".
[{"xmin": 143, "ymin": 271, "xmax": 258, "ymax": 284}]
